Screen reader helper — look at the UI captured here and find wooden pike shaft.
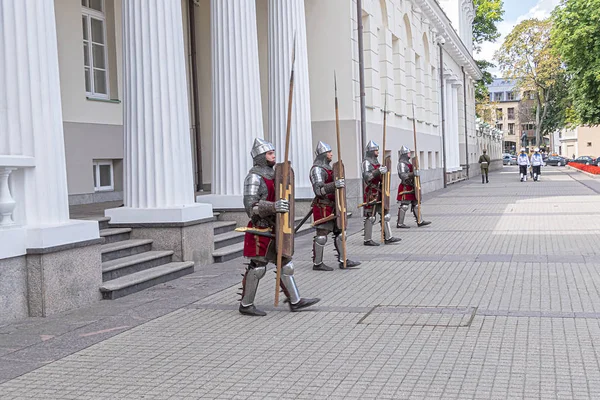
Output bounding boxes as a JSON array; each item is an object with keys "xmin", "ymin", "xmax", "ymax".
[
  {"xmin": 275, "ymin": 37, "xmax": 296, "ymax": 307},
  {"xmin": 381, "ymin": 94, "xmax": 388, "ymax": 243},
  {"xmin": 334, "ymin": 73, "xmax": 347, "ymax": 268},
  {"xmin": 412, "ymin": 104, "xmax": 422, "ymax": 222}
]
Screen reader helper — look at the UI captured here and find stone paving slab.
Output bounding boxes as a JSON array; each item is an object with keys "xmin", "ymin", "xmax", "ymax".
[{"xmin": 1, "ymin": 166, "xmax": 600, "ymax": 398}]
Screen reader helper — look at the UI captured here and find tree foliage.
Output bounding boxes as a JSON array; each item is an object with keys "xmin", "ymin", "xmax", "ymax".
[
  {"xmin": 473, "ymin": 0, "xmax": 504, "ymax": 111},
  {"xmin": 473, "ymin": 0, "xmax": 505, "ymax": 53},
  {"xmin": 495, "ymin": 18, "xmax": 566, "ymax": 145},
  {"xmin": 552, "ymin": 0, "xmax": 600, "ymax": 125}
]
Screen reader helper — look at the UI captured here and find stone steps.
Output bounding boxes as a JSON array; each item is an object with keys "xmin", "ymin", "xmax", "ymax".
[
  {"xmin": 101, "ymin": 239, "xmax": 154, "ymax": 263},
  {"xmin": 98, "ymin": 218, "xmax": 195, "ymax": 299},
  {"xmin": 99, "ymin": 261, "xmax": 194, "ymax": 300},
  {"xmin": 99, "ymin": 227, "xmax": 132, "ymax": 244},
  {"xmin": 102, "ymin": 250, "xmax": 175, "ymax": 281},
  {"xmin": 214, "ymin": 230, "xmax": 245, "ymax": 250}
]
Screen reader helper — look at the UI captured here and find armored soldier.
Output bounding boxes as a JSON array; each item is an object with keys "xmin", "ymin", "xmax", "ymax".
[
  {"xmin": 478, "ymin": 149, "xmax": 491, "ymax": 184},
  {"xmin": 362, "ymin": 140, "xmax": 402, "ymax": 246},
  {"xmin": 310, "ymin": 141, "xmax": 361, "ymax": 271},
  {"xmin": 240, "ymin": 138, "xmax": 320, "ymax": 316},
  {"xmin": 396, "ymin": 146, "xmax": 431, "ymax": 229}
]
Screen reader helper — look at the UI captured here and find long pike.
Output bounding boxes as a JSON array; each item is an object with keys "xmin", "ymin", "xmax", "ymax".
[
  {"xmin": 411, "ymin": 104, "xmax": 422, "ymax": 222},
  {"xmin": 275, "ymin": 36, "xmax": 296, "ymax": 307},
  {"xmin": 334, "ymin": 72, "xmax": 348, "ymax": 268}
]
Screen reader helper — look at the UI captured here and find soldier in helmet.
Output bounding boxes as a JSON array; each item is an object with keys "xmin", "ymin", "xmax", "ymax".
[
  {"xmin": 396, "ymin": 146, "xmax": 431, "ymax": 229},
  {"xmin": 362, "ymin": 140, "xmax": 402, "ymax": 246},
  {"xmin": 240, "ymin": 138, "xmax": 320, "ymax": 316},
  {"xmin": 310, "ymin": 141, "xmax": 361, "ymax": 271}
]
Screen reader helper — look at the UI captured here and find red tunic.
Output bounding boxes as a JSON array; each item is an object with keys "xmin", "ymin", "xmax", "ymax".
[
  {"xmin": 363, "ymin": 163, "xmax": 381, "ymax": 210},
  {"xmin": 397, "ymin": 163, "xmax": 416, "ymax": 201},
  {"xmin": 313, "ymin": 168, "xmax": 335, "ymax": 221},
  {"xmin": 243, "ymin": 177, "xmax": 275, "ymax": 258}
]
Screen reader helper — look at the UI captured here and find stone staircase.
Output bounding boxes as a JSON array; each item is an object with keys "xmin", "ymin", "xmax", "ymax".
[
  {"xmin": 211, "ymin": 216, "xmax": 315, "ymax": 263},
  {"xmin": 96, "ymin": 217, "xmax": 195, "ymax": 300}
]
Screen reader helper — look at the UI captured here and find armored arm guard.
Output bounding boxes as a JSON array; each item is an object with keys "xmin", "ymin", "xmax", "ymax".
[
  {"xmin": 243, "ymin": 173, "xmax": 274, "ymax": 218},
  {"xmin": 397, "ymin": 161, "xmax": 414, "ymax": 186},
  {"xmin": 310, "ymin": 166, "xmax": 335, "ymax": 197},
  {"xmin": 362, "ymin": 159, "xmax": 381, "ymax": 184}
]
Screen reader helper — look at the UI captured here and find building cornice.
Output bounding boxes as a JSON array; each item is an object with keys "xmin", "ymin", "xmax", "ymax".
[{"xmin": 413, "ymin": 0, "xmax": 482, "ymax": 80}]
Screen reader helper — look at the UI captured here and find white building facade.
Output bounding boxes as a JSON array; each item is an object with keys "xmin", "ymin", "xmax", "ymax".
[{"xmin": 0, "ymin": 0, "xmax": 482, "ymax": 323}]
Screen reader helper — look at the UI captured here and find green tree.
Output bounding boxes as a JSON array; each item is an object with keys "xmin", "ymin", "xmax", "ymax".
[
  {"xmin": 495, "ymin": 18, "xmax": 566, "ymax": 147},
  {"xmin": 473, "ymin": 0, "xmax": 505, "ymax": 52},
  {"xmin": 472, "ymin": 0, "xmax": 505, "ymax": 109},
  {"xmin": 552, "ymin": 0, "xmax": 600, "ymax": 125}
]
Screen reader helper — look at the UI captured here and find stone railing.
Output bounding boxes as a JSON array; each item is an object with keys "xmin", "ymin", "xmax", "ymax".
[{"xmin": 0, "ymin": 155, "xmax": 35, "ymax": 258}]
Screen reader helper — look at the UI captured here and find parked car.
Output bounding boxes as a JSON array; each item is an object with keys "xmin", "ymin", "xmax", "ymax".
[
  {"xmin": 571, "ymin": 156, "xmax": 596, "ymax": 165},
  {"xmin": 594, "ymin": 157, "xmax": 600, "ymax": 166},
  {"xmin": 503, "ymin": 154, "xmax": 517, "ymax": 165},
  {"xmin": 546, "ymin": 156, "xmax": 568, "ymax": 166}
]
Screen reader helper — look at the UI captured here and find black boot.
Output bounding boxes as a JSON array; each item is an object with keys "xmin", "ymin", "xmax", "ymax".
[
  {"xmin": 482, "ymin": 176, "xmax": 485, "ymax": 184},
  {"xmin": 364, "ymin": 240, "xmax": 380, "ymax": 246},
  {"xmin": 339, "ymin": 259, "xmax": 361, "ymax": 269},
  {"xmin": 288, "ymin": 297, "xmax": 320, "ymax": 312},
  {"xmin": 384, "ymin": 237, "xmax": 402, "ymax": 244},
  {"xmin": 397, "ymin": 223, "xmax": 410, "ymax": 229},
  {"xmin": 239, "ymin": 304, "xmax": 267, "ymax": 316},
  {"xmin": 313, "ymin": 263, "xmax": 333, "ymax": 271},
  {"xmin": 417, "ymin": 220, "xmax": 431, "ymax": 227}
]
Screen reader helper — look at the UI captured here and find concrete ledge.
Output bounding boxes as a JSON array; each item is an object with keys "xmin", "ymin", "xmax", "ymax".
[
  {"xmin": 27, "ymin": 237, "xmax": 105, "ymax": 255},
  {"xmin": 0, "ymin": 226, "xmax": 27, "ymax": 259},
  {"xmin": 26, "ymin": 219, "xmax": 100, "ymax": 250},
  {"xmin": 107, "ymin": 216, "xmax": 216, "ymax": 228},
  {"xmin": 105, "ymin": 203, "xmax": 213, "ymax": 223}
]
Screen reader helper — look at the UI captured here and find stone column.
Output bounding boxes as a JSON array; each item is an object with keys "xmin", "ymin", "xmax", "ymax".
[
  {"xmin": 1, "ymin": 0, "xmax": 101, "ymax": 319},
  {"xmin": 199, "ymin": 0, "xmax": 264, "ymax": 209},
  {"xmin": 107, "ymin": 0, "xmax": 212, "ymax": 222},
  {"xmin": 268, "ymin": 0, "xmax": 314, "ymax": 198},
  {"xmin": 0, "ymin": 0, "xmax": 98, "ymax": 248}
]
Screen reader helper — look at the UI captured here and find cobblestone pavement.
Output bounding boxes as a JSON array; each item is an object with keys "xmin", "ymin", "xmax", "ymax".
[{"xmin": 2, "ymin": 166, "xmax": 600, "ymax": 399}]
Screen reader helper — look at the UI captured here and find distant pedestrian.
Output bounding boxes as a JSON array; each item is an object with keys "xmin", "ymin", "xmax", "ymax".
[
  {"xmin": 478, "ymin": 149, "xmax": 491, "ymax": 184},
  {"xmin": 517, "ymin": 148, "xmax": 530, "ymax": 182},
  {"xmin": 531, "ymin": 147, "xmax": 543, "ymax": 181}
]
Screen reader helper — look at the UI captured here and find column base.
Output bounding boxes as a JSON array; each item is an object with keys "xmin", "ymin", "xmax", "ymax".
[
  {"xmin": 26, "ymin": 220, "xmax": 100, "ymax": 250},
  {"xmin": 105, "ymin": 203, "xmax": 213, "ymax": 224},
  {"xmin": 0, "ymin": 226, "xmax": 27, "ymax": 259},
  {"xmin": 196, "ymin": 195, "xmax": 244, "ymax": 210}
]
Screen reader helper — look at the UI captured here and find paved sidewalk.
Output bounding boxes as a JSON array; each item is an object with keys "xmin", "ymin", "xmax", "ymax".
[{"xmin": 2, "ymin": 166, "xmax": 600, "ymax": 399}]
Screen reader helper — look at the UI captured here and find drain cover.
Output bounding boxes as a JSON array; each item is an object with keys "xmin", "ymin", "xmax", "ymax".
[{"xmin": 358, "ymin": 306, "xmax": 477, "ymax": 327}]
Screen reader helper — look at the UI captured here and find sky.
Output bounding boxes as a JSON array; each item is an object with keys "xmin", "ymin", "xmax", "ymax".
[{"xmin": 476, "ymin": 0, "xmax": 562, "ymax": 76}]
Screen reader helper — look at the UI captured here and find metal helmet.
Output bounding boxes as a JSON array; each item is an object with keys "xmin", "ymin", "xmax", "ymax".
[
  {"xmin": 251, "ymin": 138, "xmax": 275, "ymax": 159},
  {"xmin": 315, "ymin": 141, "xmax": 332, "ymax": 156},
  {"xmin": 400, "ymin": 146, "xmax": 411, "ymax": 156},
  {"xmin": 366, "ymin": 140, "xmax": 379, "ymax": 153}
]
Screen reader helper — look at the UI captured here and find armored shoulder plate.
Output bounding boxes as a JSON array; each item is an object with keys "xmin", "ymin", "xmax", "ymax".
[
  {"xmin": 362, "ymin": 159, "xmax": 376, "ymax": 184},
  {"xmin": 243, "ymin": 173, "xmax": 268, "ymax": 218},
  {"xmin": 398, "ymin": 161, "xmax": 412, "ymax": 184}
]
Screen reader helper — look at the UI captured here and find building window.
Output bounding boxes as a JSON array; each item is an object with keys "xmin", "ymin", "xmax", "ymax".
[
  {"xmin": 508, "ymin": 123, "xmax": 515, "ymax": 135},
  {"xmin": 493, "ymin": 92, "xmax": 503, "ymax": 102},
  {"xmin": 507, "ymin": 108, "xmax": 515, "ymax": 120},
  {"xmin": 587, "ymin": 142, "xmax": 592, "ymax": 147},
  {"xmin": 93, "ymin": 160, "xmax": 114, "ymax": 191},
  {"xmin": 82, "ymin": 0, "xmax": 108, "ymax": 98},
  {"xmin": 506, "ymin": 91, "xmax": 516, "ymax": 101},
  {"xmin": 496, "ymin": 123, "xmax": 503, "ymax": 131},
  {"xmin": 496, "ymin": 108, "xmax": 503, "ymax": 119}
]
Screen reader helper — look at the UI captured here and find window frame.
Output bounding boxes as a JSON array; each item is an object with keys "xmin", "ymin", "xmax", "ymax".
[
  {"xmin": 82, "ymin": 0, "xmax": 109, "ymax": 99},
  {"xmin": 93, "ymin": 160, "xmax": 114, "ymax": 192}
]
